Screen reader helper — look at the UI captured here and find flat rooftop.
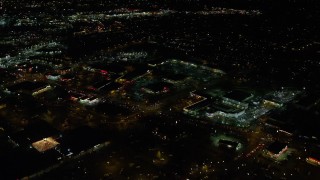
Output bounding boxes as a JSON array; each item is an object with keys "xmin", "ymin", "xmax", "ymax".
[
  {"xmin": 267, "ymin": 141, "xmax": 287, "ymax": 154},
  {"xmin": 224, "ymin": 90, "xmax": 252, "ymax": 102},
  {"xmin": 308, "ymin": 148, "xmax": 320, "ymax": 160},
  {"xmin": 9, "ymin": 120, "xmax": 59, "ymax": 147},
  {"xmin": 7, "ymin": 81, "xmax": 48, "ymax": 92},
  {"xmin": 210, "ymin": 100, "xmax": 243, "ymax": 114},
  {"xmin": 144, "ymin": 82, "xmax": 173, "ymax": 92},
  {"xmin": 32, "ymin": 137, "xmax": 60, "ymax": 153},
  {"xmin": 163, "ymin": 73, "xmax": 188, "ymax": 81},
  {"xmin": 185, "ymin": 99, "xmax": 211, "ymax": 111}
]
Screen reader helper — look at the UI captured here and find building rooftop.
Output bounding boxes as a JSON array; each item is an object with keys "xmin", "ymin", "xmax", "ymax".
[
  {"xmin": 184, "ymin": 99, "xmax": 211, "ymax": 112},
  {"xmin": 32, "ymin": 137, "xmax": 60, "ymax": 153},
  {"xmin": 144, "ymin": 81, "xmax": 173, "ymax": 93},
  {"xmin": 224, "ymin": 90, "xmax": 252, "ymax": 102},
  {"xmin": 9, "ymin": 120, "xmax": 59, "ymax": 147},
  {"xmin": 218, "ymin": 139, "xmax": 239, "ymax": 150},
  {"xmin": 7, "ymin": 81, "xmax": 49, "ymax": 93},
  {"xmin": 267, "ymin": 141, "xmax": 287, "ymax": 155},
  {"xmin": 163, "ymin": 73, "xmax": 188, "ymax": 81}
]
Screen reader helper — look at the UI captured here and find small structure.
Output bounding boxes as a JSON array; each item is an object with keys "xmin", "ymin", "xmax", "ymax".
[
  {"xmin": 46, "ymin": 73, "xmax": 61, "ymax": 81},
  {"xmin": 79, "ymin": 96, "xmax": 101, "ymax": 106},
  {"xmin": 0, "ymin": 102, "xmax": 6, "ymax": 110},
  {"xmin": 218, "ymin": 139, "xmax": 240, "ymax": 151}
]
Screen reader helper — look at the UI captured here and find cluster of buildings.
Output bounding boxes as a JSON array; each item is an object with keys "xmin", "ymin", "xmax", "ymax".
[
  {"xmin": 127, "ymin": 59, "xmax": 225, "ymax": 102},
  {"xmin": 183, "ymin": 88, "xmax": 301, "ymax": 127},
  {"xmin": 1, "ymin": 0, "xmax": 320, "ymax": 179}
]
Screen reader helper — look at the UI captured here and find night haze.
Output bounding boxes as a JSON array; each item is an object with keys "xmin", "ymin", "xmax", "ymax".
[{"xmin": 1, "ymin": 0, "xmax": 320, "ymax": 179}]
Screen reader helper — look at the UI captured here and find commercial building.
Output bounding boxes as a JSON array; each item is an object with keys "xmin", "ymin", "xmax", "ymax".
[
  {"xmin": 264, "ymin": 89, "xmax": 301, "ymax": 106},
  {"xmin": 162, "ymin": 73, "xmax": 188, "ymax": 84},
  {"xmin": 6, "ymin": 81, "xmax": 52, "ymax": 96},
  {"xmin": 211, "ymin": 134, "xmax": 244, "ymax": 153},
  {"xmin": 141, "ymin": 81, "xmax": 173, "ymax": 95},
  {"xmin": 306, "ymin": 157, "xmax": 320, "ymax": 166},
  {"xmin": 184, "ymin": 91, "xmax": 247, "ymax": 119},
  {"xmin": 8, "ymin": 121, "xmax": 59, "ymax": 149},
  {"xmin": 306, "ymin": 149, "xmax": 320, "ymax": 166},
  {"xmin": 223, "ymin": 90, "xmax": 253, "ymax": 102},
  {"xmin": 266, "ymin": 141, "xmax": 288, "ymax": 159},
  {"xmin": 32, "ymin": 137, "xmax": 60, "ymax": 153}
]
